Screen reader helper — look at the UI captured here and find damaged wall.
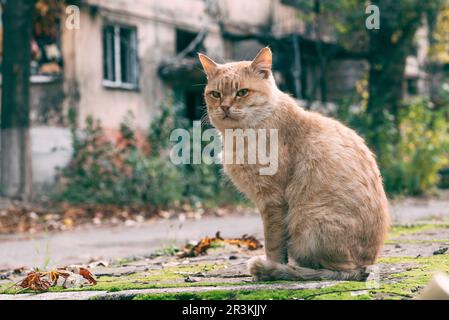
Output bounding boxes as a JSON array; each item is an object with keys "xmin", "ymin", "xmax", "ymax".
[
  {"xmin": 63, "ymin": 0, "xmax": 227, "ymax": 131},
  {"xmin": 0, "ymin": 76, "xmax": 71, "ymax": 190}
]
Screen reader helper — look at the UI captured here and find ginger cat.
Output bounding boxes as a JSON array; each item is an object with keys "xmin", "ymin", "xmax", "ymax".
[{"xmin": 198, "ymin": 48, "xmax": 390, "ymax": 281}]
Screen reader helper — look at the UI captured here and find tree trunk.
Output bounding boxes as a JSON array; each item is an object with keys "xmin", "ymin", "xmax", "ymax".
[
  {"xmin": 366, "ymin": 0, "xmax": 422, "ymax": 157},
  {"xmin": 1, "ymin": 0, "xmax": 35, "ymax": 200},
  {"xmin": 367, "ymin": 35, "xmax": 408, "ymax": 157}
]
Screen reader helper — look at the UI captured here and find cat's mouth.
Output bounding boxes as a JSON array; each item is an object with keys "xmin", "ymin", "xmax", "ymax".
[{"xmin": 222, "ymin": 114, "xmax": 236, "ymax": 120}]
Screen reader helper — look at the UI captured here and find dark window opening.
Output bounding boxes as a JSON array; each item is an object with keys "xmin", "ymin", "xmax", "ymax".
[
  {"xmin": 176, "ymin": 29, "xmax": 198, "ymax": 58},
  {"xmin": 102, "ymin": 23, "xmax": 138, "ymax": 89},
  {"xmin": 407, "ymin": 78, "xmax": 418, "ymax": 96},
  {"xmin": 184, "ymin": 90, "xmax": 205, "ymax": 121}
]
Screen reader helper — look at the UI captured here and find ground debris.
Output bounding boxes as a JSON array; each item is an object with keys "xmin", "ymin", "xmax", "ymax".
[
  {"xmin": 0, "ymin": 203, "xmax": 251, "ymax": 235},
  {"xmin": 0, "ymin": 204, "xmax": 157, "ymax": 234},
  {"xmin": 433, "ymin": 247, "xmax": 448, "ymax": 255},
  {"xmin": 177, "ymin": 231, "xmax": 262, "ymax": 258},
  {"xmin": 7, "ymin": 266, "xmax": 97, "ymax": 292}
]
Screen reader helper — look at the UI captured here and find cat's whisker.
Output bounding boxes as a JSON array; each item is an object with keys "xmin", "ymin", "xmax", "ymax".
[{"xmin": 200, "ymin": 112, "xmax": 211, "ymax": 127}]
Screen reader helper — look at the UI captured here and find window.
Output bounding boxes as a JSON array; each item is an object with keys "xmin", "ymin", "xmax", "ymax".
[
  {"xmin": 176, "ymin": 28, "xmax": 199, "ymax": 58},
  {"xmin": 184, "ymin": 89, "xmax": 204, "ymax": 121},
  {"xmin": 407, "ymin": 78, "xmax": 418, "ymax": 96},
  {"xmin": 102, "ymin": 24, "xmax": 138, "ymax": 89},
  {"xmin": 174, "ymin": 87, "xmax": 205, "ymax": 121}
]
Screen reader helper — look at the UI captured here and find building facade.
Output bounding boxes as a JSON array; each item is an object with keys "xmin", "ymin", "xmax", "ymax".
[{"xmin": 0, "ymin": 0, "xmax": 434, "ymax": 190}]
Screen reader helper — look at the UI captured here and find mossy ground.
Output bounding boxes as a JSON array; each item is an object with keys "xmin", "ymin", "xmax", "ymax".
[
  {"xmin": 1, "ymin": 222, "xmax": 448, "ymax": 300},
  {"xmin": 132, "ymin": 254, "xmax": 449, "ymax": 300},
  {"xmin": 0, "ymin": 262, "xmax": 230, "ymax": 294}
]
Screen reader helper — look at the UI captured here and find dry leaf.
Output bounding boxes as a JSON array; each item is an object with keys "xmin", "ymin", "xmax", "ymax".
[
  {"xmin": 45, "ymin": 269, "xmax": 70, "ymax": 285},
  {"xmin": 178, "ymin": 232, "xmax": 262, "ymax": 258},
  {"xmin": 18, "ymin": 271, "xmax": 51, "ymax": 292},
  {"xmin": 79, "ymin": 267, "xmax": 97, "ymax": 285},
  {"xmin": 14, "ymin": 267, "xmax": 96, "ymax": 292},
  {"xmin": 223, "ymin": 234, "xmax": 262, "ymax": 250},
  {"xmin": 67, "ymin": 266, "xmax": 97, "ymax": 285}
]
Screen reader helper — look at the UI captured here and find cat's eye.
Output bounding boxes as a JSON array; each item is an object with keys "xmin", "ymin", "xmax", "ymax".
[
  {"xmin": 210, "ymin": 91, "xmax": 221, "ymax": 99},
  {"xmin": 236, "ymin": 89, "xmax": 249, "ymax": 97}
]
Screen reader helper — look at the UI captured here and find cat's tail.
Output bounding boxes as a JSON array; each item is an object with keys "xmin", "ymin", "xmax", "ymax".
[{"xmin": 247, "ymin": 256, "xmax": 369, "ymax": 281}]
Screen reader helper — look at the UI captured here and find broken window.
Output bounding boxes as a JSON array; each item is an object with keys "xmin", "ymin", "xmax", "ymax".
[
  {"xmin": 174, "ymin": 87, "xmax": 205, "ymax": 121},
  {"xmin": 103, "ymin": 24, "xmax": 138, "ymax": 89},
  {"xmin": 184, "ymin": 90, "xmax": 205, "ymax": 121},
  {"xmin": 176, "ymin": 28, "xmax": 199, "ymax": 58}
]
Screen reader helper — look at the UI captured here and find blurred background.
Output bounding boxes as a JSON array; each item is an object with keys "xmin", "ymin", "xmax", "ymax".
[{"xmin": 0, "ymin": 0, "xmax": 448, "ymax": 231}]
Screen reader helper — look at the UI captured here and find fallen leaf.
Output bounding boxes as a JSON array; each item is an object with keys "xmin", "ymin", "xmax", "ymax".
[
  {"xmin": 223, "ymin": 234, "xmax": 263, "ymax": 250},
  {"xmin": 45, "ymin": 269, "xmax": 71, "ymax": 285},
  {"xmin": 67, "ymin": 266, "xmax": 97, "ymax": 285},
  {"xmin": 18, "ymin": 271, "xmax": 51, "ymax": 292},
  {"xmin": 177, "ymin": 231, "xmax": 262, "ymax": 258},
  {"xmin": 13, "ymin": 267, "xmax": 96, "ymax": 292}
]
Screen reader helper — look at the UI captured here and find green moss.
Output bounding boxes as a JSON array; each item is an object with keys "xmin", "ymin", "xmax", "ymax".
[
  {"xmin": 3, "ymin": 253, "xmax": 449, "ymax": 299},
  {"xmin": 133, "ymin": 254, "xmax": 449, "ymax": 300},
  {"xmin": 385, "ymin": 238, "xmax": 449, "ymax": 244},
  {"xmin": 389, "ymin": 223, "xmax": 449, "ymax": 239},
  {"xmin": 2, "ymin": 222, "xmax": 448, "ymax": 300},
  {"xmin": 133, "ymin": 282, "xmax": 374, "ymax": 300},
  {"xmin": 0, "ymin": 262, "xmax": 229, "ymax": 294}
]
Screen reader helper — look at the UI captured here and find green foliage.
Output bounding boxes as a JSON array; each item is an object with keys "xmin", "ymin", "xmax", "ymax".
[
  {"xmin": 383, "ymin": 98, "xmax": 449, "ymax": 194},
  {"xmin": 339, "ymin": 97, "xmax": 449, "ymax": 196},
  {"xmin": 53, "ymin": 106, "xmax": 184, "ymax": 206},
  {"xmin": 52, "ymin": 100, "xmax": 244, "ymax": 209},
  {"xmin": 147, "ymin": 99, "xmax": 244, "ymax": 207}
]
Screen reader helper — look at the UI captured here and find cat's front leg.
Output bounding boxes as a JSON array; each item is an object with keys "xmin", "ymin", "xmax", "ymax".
[{"xmin": 259, "ymin": 203, "xmax": 288, "ymax": 264}]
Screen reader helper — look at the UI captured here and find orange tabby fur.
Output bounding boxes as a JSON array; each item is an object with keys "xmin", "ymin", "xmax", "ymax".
[{"xmin": 199, "ymin": 48, "xmax": 390, "ymax": 281}]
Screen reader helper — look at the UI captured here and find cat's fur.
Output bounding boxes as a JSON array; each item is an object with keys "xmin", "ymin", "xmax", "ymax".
[{"xmin": 198, "ymin": 48, "xmax": 390, "ymax": 281}]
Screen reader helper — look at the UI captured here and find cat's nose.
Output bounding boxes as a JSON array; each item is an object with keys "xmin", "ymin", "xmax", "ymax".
[{"xmin": 220, "ymin": 105, "xmax": 231, "ymax": 113}]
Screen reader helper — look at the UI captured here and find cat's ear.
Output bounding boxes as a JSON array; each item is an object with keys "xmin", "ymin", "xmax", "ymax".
[
  {"xmin": 198, "ymin": 53, "xmax": 218, "ymax": 79},
  {"xmin": 251, "ymin": 47, "xmax": 272, "ymax": 79}
]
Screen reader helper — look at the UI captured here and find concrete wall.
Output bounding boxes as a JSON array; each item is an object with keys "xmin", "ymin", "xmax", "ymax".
[
  {"xmin": 63, "ymin": 0, "xmax": 230, "ymax": 131},
  {"xmin": 62, "ymin": 0, "xmax": 310, "ymax": 130},
  {"xmin": 0, "ymin": 77, "xmax": 72, "ymax": 189},
  {"xmin": 31, "ymin": 127, "xmax": 72, "ymax": 189}
]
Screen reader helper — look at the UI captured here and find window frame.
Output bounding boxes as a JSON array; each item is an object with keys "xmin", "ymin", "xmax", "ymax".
[{"xmin": 102, "ymin": 23, "xmax": 139, "ymax": 90}]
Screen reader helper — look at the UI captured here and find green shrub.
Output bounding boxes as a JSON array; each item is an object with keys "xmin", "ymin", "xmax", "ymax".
[
  {"xmin": 383, "ymin": 98, "xmax": 449, "ymax": 195},
  {"xmin": 147, "ymin": 99, "xmax": 244, "ymax": 207},
  {"xmin": 338, "ymin": 97, "xmax": 449, "ymax": 196},
  {"xmin": 52, "ymin": 100, "xmax": 244, "ymax": 209}
]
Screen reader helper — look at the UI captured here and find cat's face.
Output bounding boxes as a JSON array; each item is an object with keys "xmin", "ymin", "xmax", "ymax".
[{"xmin": 199, "ymin": 48, "xmax": 277, "ymax": 130}]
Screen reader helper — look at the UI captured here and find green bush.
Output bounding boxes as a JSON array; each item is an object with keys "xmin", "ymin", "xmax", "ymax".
[
  {"xmin": 52, "ymin": 112, "xmax": 184, "ymax": 206},
  {"xmin": 52, "ymin": 100, "xmax": 244, "ymax": 209},
  {"xmin": 338, "ymin": 97, "xmax": 449, "ymax": 196},
  {"xmin": 383, "ymin": 98, "xmax": 449, "ymax": 195},
  {"xmin": 147, "ymin": 98, "xmax": 244, "ymax": 207}
]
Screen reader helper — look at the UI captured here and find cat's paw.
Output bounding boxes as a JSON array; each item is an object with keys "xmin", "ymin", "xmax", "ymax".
[{"xmin": 247, "ymin": 255, "xmax": 267, "ymax": 281}]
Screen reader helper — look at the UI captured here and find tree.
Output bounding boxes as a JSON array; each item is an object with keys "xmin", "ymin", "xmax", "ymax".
[
  {"xmin": 1, "ymin": 0, "xmax": 36, "ymax": 200},
  {"xmin": 366, "ymin": 0, "xmax": 444, "ymax": 156},
  {"xmin": 286, "ymin": 0, "xmax": 445, "ymax": 156}
]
